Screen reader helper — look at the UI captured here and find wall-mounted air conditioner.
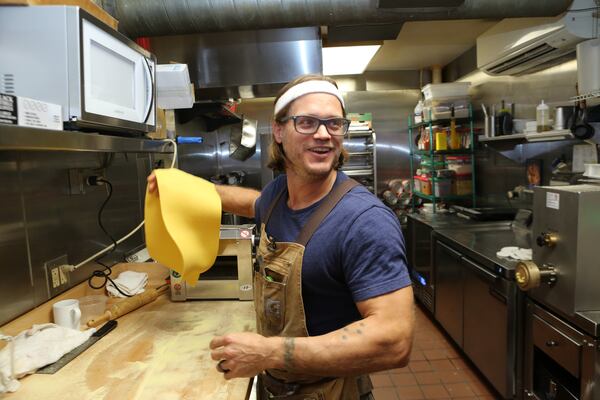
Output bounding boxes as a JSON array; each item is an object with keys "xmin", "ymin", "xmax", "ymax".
[{"xmin": 477, "ymin": 0, "xmax": 599, "ymax": 76}]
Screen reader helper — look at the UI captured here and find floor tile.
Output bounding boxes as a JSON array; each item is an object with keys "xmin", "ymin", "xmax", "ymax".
[
  {"xmin": 413, "ymin": 371, "xmax": 442, "ymax": 385},
  {"xmin": 449, "ymin": 358, "xmax": 469, "ymax": 370},
  {"xmin": 396, "ymin": 385, "xmax": 424, "ymax": 400},
  {"xmin": 420, "ymin": 384, "xmax": 450, "ymax": 399},
  {"xmin": 389, "ymin": 367, "xmax": 412, "ymax": 374},
  {"xmin": 444, "ymin": 382, "xmax": 476, "ymax": 398},
  {"xmin": 466, "ymin": 379, "xmax": 494, "ymax": 396},
  {"xmin": 391, "ymin": 373, "xmax": 418, "ymax": 387},
  {"xmin": 373, "ymin": 387, "xmax": 399, "ymax": 400},
  {"xmin": 438, "ymin": 369, "xmax": 467, "ymax": 384},
  {"xmin": 375, "ymin": 304, "xmax": 496, "ymax": 400},
  {"xmin": 429, "ymin": 359, "xmax": 456, "ymax": 371},
  {"xmin": 410, "ymin": 350, "xmax": 426, "ymax": 361},
  {"xmin": 408, "ymin": 360, "xmax": 433, "ymax": 373},
  {"xmin": 423, "ymin": 348, "xmax": 449, "ymax": 361},
  {"xmin": 371, "ymin": 373, "xmax": 394, "ymax": 388}
]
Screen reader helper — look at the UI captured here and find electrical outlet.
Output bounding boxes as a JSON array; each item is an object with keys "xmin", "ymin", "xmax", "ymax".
[
  {"xmin": 44, "ymin": 255, "xmax": 69, "ymax": 295},
  {"xmin": 68, "ymin": 169, "xmax": 85, "ymax": 195},
  {"xmin": 51, "ymin": 268, "xmax": 60, "ymax": 288}
]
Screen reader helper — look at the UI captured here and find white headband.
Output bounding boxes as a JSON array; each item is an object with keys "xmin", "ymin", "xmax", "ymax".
[{"xmin": 274, "ymin": 80, "xmax": 345, "ymax": 117}]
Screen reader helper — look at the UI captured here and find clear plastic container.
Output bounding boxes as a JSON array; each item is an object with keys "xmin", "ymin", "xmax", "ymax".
[
  {"xmin": 433, "ymin": 177, "xmax": 452, "ymax": 197},
  {"xmin": 453, "ymin": 174, "xmax": 473, "ymax": 195},
  {"xmin": 415, "ymin": 175, "xmax": 432, "ymax": 195},
  {"xmin": 78, "ymin": 295, "xmax": 108, "ymax": 326},
  {"xmin": 536, "ymin": 100, "xmax": 551, "ymax": 132},
  {"xmin": 446, "ymin": 156, "xmax": 472, "ymax": 175},
  {"xmin": 421, "ymin": 82, "xmax": 471, "ymax": 101}
]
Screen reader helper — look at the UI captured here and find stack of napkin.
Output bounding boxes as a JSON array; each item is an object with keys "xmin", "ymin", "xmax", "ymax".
[
  {"xmin": 496, "ymin": 246, "xmax": 532, "ymax": 261},
  {"xmin": 107, "ymin": 271, "xmax": 148, "ymax": 298}
]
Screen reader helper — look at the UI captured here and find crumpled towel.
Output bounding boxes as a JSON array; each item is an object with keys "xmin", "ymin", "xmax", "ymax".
[
  {"xmin": 496, "ymin": 246, "xmax": 532, "ymax": 261},
  {"xmin": 107, "ymin": 270, "xmax": 148, "ymax": 298},
  {"xmin": 0, "ymin": 324, "xmax": 95, "ymax": 393}
]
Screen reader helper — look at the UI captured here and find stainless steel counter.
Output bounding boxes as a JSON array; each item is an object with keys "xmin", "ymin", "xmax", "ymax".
[
  {"xmin": 407, "ymin": 212, "xmax": 530, "ymax": 279},
  {"xmin": 434, "ymin": 223, "xmax": 531, "ymax": 279}
]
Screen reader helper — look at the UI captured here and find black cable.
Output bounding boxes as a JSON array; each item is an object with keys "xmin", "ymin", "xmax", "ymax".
[
  {"xmin": 88, "ymin": 261, "xmax": 133, "ymax": 298},
  {"xmin": 87, "ymin": 177, "xmax": 133, "ymax": 297},
  {"xmin": 96, "ymin": 178, "xmax": 118, "ymax": 254}
]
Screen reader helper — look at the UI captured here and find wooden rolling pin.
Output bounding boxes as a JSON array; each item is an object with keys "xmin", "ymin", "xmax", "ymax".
[{"xmin": 87, "ymin": 285, "xmax": 169, "ymax": 328}]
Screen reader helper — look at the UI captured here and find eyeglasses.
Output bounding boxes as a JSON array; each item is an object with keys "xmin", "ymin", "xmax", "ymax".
[{"xmin": 279, "ymin": 115, "xmax": 350, "ymax": 136}]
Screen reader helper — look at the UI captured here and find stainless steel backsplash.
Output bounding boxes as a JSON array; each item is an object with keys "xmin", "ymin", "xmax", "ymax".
[{"xmin": 0, "ymin": 150, "xmax": 153, "ymax": 326}]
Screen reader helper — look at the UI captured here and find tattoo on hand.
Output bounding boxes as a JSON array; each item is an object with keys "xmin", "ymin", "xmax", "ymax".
[{"xmin": 284, "ymin": 337, "xmax": 295, "ymax": 370}]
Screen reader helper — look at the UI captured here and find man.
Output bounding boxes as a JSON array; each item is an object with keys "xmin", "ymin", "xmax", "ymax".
[{"xmin": 148, "ymin": 74, "xmax": 413, "ymax": 399}]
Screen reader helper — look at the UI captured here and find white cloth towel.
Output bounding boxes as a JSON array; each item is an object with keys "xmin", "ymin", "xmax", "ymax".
[
  {"xmin": 106, "ymin": 270, "xmax": 148, "ymax": 298},
  {"xmin": 496, "ymin": 246, "xmax": 533, "ymax": 261},
  {"xmin": 0, "ymin": 324, "xmax": 95, "ymax": 393}
]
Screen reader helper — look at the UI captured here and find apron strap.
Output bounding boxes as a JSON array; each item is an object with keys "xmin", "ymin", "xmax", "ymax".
[
  {"xmin": 263, "ymin": 185, "xmax": 288, "ymax": 227},
  {"xmin": 296, "ymin": 178, "xmax": 359, "ymax": 247}
]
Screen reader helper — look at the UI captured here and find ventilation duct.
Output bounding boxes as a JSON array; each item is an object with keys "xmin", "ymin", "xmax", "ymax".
[{"xmin": 102, "ymin": 0, "xmax": 573, "ymax": 38}]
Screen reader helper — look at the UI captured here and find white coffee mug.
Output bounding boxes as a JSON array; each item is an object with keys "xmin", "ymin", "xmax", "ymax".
[{"xmin": 53, "ymin": 299, "xmax": 81, "ymax": 330}]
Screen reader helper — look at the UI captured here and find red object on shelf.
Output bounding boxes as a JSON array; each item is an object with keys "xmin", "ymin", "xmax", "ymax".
[{"xmin": 135, "ymin": 37, "xmax": 151, "ymax": 51}]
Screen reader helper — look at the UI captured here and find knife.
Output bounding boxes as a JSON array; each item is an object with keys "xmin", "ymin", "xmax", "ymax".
[{"xmin": 36, "ymin": 320, "xmax": 118, "ymax": 374}]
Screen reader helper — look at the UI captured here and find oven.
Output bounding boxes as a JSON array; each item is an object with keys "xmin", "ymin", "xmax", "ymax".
[{"xmin": 170, "ymin": 225, "xmax": 256, "ymax": 301}]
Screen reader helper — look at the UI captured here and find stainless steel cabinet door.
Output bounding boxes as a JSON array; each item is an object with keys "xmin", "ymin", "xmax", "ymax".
[
  {"xmin": 462, "ymin": 257, "xmax": 509, "ymax": 398},
  {"xmin": 434, "ymin": 240, "xmax": 464, "ymax": 348}
]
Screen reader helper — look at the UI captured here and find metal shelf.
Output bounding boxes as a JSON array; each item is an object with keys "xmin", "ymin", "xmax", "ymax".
[
  {"xmin": 343, "ymin": 168, "xmax": 374, "ymax": 177},
  {"xmin": 410, "ymin": 117, "xmax": 471, "ymax": 129},
  {"xmin": 0, "ymin": 125, "xmax": 174, "ymax": 153},
  {"xmin": 412, "ymin": 149, "xmax": 472, "ymax": 156},
  {"xmin": 408, "ymin": 104, "xmax": 476, "ymax": 213},
  {"xmin": 571, "ymin": 90, "xmax": 600, "ymax": 102},
  {"xmin": 478, "ymin": 129, "xmax": 573, "ymax": 143},
  {"xmin": 414, "ymin": 191, "xmax": 471, "ymax": 202},
  {"xmin": 347, "ymin": 151, "xmax": 373, "ymax": 156}
]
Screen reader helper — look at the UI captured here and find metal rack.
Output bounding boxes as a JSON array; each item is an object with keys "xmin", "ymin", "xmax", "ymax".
[
  {"xmin": 408, "ymin": 105, "xmax": 476, "ymax": 212},
  {"xmin": 0, "ymin": 125, "xmax": 174, "ymax": 153},
  {"xmin": 341, "ymin": 126, "xmax": 377, "ymax": 193}
]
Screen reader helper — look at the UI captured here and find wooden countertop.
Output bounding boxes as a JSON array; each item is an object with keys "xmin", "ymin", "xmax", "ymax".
[{"xmin": 2, "ymin": 264, "xmax": 256, "ymax": 400}]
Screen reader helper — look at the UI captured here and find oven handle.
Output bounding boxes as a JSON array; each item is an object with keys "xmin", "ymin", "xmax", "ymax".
[{"xmin": 143, "ymin": 57, "xmax": 154, "ymax": 124}]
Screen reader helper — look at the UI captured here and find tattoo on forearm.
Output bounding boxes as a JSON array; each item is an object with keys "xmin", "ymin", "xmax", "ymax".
[{"xmin": 284, "ymin": 337, "xmax": 295, "ymax": 370}]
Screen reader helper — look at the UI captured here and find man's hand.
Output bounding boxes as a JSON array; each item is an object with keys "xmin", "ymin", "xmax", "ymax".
[
  {"xmin": 209, "ymin": 332, "xmax": 278, "ymax": 379},
  {"xmin": 147, "ymin": 171, "xmax": 158, "ymax": 195}
]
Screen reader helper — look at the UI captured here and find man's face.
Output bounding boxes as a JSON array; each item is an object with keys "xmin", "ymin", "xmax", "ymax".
[{"xmin": 273, "ymin": 92, "xmax": 344, "ymax": 180}]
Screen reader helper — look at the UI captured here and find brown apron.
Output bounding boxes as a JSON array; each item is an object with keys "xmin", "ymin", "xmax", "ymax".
[{"xmin": 254, "ymin": 179, "xmax": 373, "ymax": 400}]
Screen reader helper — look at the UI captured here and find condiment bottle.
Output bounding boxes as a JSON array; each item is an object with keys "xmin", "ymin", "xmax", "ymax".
[
  {"xmin": 435, "ymin": 130, "xmax": 447, "ymax": 151},
  {"xmin": 449, "ymin": 119, "xmax": 461, "ymax": 149},
  {"xmin": 536, "ymin": 100, "xmax": 551, "ymax": 132},
  {"xmin": 496, "ymin": 100, "xmax": 512, "ymax": 135}
]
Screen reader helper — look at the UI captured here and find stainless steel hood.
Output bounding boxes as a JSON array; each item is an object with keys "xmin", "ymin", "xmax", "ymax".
[{"xmin": 150, "ymin": 26, "xmax": 322, "ymax": 101}]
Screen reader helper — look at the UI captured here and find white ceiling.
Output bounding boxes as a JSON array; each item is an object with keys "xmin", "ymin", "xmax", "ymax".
[{"xmin": 365, "ymin": 19, "xmax": 500, "ymax": 71}]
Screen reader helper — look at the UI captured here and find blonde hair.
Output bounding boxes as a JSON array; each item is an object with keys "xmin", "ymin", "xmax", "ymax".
[{"xmin": 268, "ymin": 74, "xmax": 348, "ymax": 172}]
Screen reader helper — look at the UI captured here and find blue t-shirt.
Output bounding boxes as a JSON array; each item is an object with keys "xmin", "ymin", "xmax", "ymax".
[{"xmin": 254, "ymin": 172, "xmax": 411, "ymax": 336}]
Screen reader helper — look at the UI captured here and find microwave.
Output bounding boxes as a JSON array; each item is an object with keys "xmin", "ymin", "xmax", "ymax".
[{"xmin": 0, "ymin": 6, "xmax": 156, "ymax": 134}]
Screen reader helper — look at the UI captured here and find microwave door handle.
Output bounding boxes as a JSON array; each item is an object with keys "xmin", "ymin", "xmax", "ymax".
[{"xmin": 143, "ymin": 57, "xmax": 154, "ymax": 123}]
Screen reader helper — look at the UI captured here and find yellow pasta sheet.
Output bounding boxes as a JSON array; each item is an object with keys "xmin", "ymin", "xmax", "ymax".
[{"xmin": 145, "ymin": 168, "xmax": 221, "ymax": 285}]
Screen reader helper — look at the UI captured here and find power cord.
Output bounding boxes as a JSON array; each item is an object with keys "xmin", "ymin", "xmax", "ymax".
[
  {"xmin": 93, "ymin": 177, "xmax": 118, "ymax": 254},
  {"xmin": 87, "ymin": 176, "xmax": 133, "ymax": 297},
  {"xmin": 60, "ymin": 139, "xmax": 177, "ymax": 287},
  {"xmin": 88, "ymin": 260, "xmax": 133, "ymax": 298}
]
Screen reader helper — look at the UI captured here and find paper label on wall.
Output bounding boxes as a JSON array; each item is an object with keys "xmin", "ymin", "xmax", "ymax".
[{"xmin": 546, "ymin": 192, "xmax": 560, "ymax": 210}]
